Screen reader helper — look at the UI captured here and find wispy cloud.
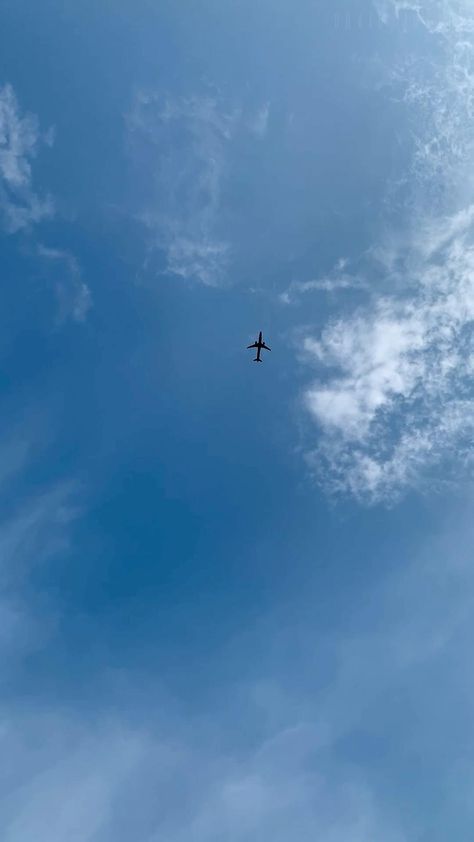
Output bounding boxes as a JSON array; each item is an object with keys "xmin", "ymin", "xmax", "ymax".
[
  {"xmin": 280, "ymin": 258, "xmax": 366, "ymax": 304},
  {"xmin": 299, "ymin": 1, "xmax": 474, "ymax": 502},
  {"xmin": 0, "ymin": 84, "xmax": 54, "ymax": 233},
  {"xmin": 0, "ymin": 490, "xmax": 74, "ymax": 662},
  {"xmin": 303, "ymin": 206, "xmax": 474, "ymax": 502},
  {"xmin": 249, "ymin": 102, "xmax": 270, "ymax": 138},
  {"xmin": 375, "ymin": 0, "xmax": 474, "ymax": 34},
  {"xmin": 4, "ymin": 506, "xmax": 474, "ymax": 840},
  {"xmin": 126, "ymin": 91, "xmax": 268, "ymax": 287},
  {"xmin": 0, "ymin": 482, "xmax": 79, "ymax": 582},
  {"xmin": 0, "ymin": 84, "xmax": 92, "ymax": 322},
  {"xmin": 1, "ymin": 713, "xmax": 147, "ymax": 842},
  {"xmin": 0, "ymin": 428, "xmax": 82, "ymax": 663},
  {"xmin": 374, "ymin": 0, "xmax": 474, "ymax": 207},
  {"xmin": 167, "ymin": 734, "xmax": 403, "ymax": 842},
  {"xmin": 37, "ymin": 246, "xmax": 92, "ymax": 323},
  {"xmin": 0, "ymin": 706, "xmax": 405, "ymax": 842},
  {"xmin": 126, "ymin": 91, "xmax": 237, "ymax": 286},
  {"xmin": 0, "ymin": 432, "xmax": 412, "ymax": 842}
]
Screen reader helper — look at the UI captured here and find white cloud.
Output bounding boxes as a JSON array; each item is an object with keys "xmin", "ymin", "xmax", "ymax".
[
  {"xmin": 299, "ymin": 1, "xmax": 474, "ymax": 502},
  {"xmin": 126, "ymin": 91, "xmax": 237, "ymax": 286},
  {"xmin": 375, "ymin": 0, "xmax": 474, "ymax": 35},
  {"xmin": 37, "ymin": 246, "xmax": 92, "ymax": 323},
  {"xmin": 0, "ymin": 482, "xmax": 79, "ymax": 580},
  {"xmin": 169, "ymin": 732, "xmax": 404, "ymax": 842},
  {"xmin": 0, "ymin": 480, "xmax": 80, "ymax": 664},
  {"xmin": 5, "ymin": 508, "xmax": 474, "ymax": 841},
  {"xmin": 280, "ymin": 259, "xmax": 366, "ymax": 304},
  {"xmin": 374, "ymin": 0, "xmax": 474, "ymax": 205},
  {"xmin": 0, "ymin": 706, "xmax": 405, "ymax": 842},
  {"xmin": 303, "ymin": 208, "xmax": 474, "ymax": 501},
  {"xmin": 0, "ymin": 428, "xmax": 81, "ymax": 662},
  {"xmin": 1, "ymin": 714, "xmax": 146, "ymax": 842},
  {"xmin": 127, "ymin": 91, "xmax": 269, "ymax": 287},
  {"xmin": 249, "ymin": 102, "xmax": 270, "ymax": 138},
  {"xmin": 0, "ymin": 84, "xmax": 54, "ymax": 233},
  {"xmin": 0, "ymin": 85, "xmax": 90, "ymax": 322},
  {"xmin": 0, "ymin": 429, "xmax": 411, "ymax": 841},
  {"xmin": 164, "ymin": 235, "xmax": 229, "ymax": 288},
  {"xmin": 3, "ymin": 433, "xmax": 474, "ymax": 842}
]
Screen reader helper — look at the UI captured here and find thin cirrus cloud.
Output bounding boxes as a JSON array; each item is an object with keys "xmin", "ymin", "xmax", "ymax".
[
  {"xmin": 0, "ymin": 441, "xmax": 411, "ymax": 840},
  {"xmin": 0, "ymin": 709, "xmax": 404, "ymax": 842},
  {"xmin": 279, "ymin": 258, "xmax": 366, "ymax": 304},
  {"xmin": 4, "ymin": 506, "xmax": 474, "ymax": 840},
  {"xmin": 0, "ymin": 83, "xmax": 91, "ymax": 322},
  {"xmin": 0, "ymin": 434, "xmax": 81, "ymax": 663},
  {"xmin": 36, "ymin": 246, "xmax": 92, "ymax": 324},
  {"xmin": 0, "ymin": 83, "xmax": 54, "ymax": 234},
  {"xmin": 300, "ymin": 0, "xmax": 474, "ymax": 503},
  {"xmin": 0, "ymin": 647, "xmax": 408, "ymax": 842},
  {"xmin": 126, "ymin": 91, "xmax": 270, "ymax": 287},
  {"xmin": 0, "ymin": 436, "xmax": 411, "ymax": 842}
]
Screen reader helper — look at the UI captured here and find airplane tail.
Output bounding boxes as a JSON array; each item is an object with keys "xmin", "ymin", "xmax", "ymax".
[{"xmin": 254, "ymin": 358, "xmax": 262, "ymax": 362}]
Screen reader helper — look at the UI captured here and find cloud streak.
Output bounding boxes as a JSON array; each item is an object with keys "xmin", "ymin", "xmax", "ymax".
[
  {"xmin": 0, "ymin": 84, "xmax": 53, "ymax": 233},
  {"xmin": 280, "ymin": 259, "xmax": 366, "ymax": 304},
  {"xmin": 0, "ymin": 84, "xmax": 92, "ymax": 321},
  {"xmin": 126, "ymin": 91, "xmax": 238, "ymax": 286},
  {"xmin": 0, "ymin": 426, "xmax": 82, "ymax": 667},
  {"xmin": 37, "ymin": 246, "xmax": 92, "ymax": 323},
  {"xmin": 127, "ymin": 91, "xmax": 270, "ymax": 287}
]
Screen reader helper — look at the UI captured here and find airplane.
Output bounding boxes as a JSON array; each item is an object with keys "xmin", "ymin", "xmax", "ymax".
[{"xmin": 247, "ymin": 331, "xmax": 271, "ymax": 362}]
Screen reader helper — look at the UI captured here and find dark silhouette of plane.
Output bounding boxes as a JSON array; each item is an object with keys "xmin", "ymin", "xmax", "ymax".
[{"xmin": 247, "ymin": 331, "xmax": 271, "ymax": 362}]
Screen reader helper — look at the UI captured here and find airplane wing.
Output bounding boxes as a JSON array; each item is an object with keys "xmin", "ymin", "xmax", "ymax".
[
  {"xmin": 262, "ymin": 343, "xmax": 271, "ymax": 351},
  {"xmin": 247, "ymin": 342, "xmax": 258, "ymax": 348}
]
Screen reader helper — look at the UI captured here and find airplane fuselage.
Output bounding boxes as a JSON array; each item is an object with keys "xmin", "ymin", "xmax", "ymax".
[{"xmin": 247, "ymin": 330, "xmax": 271, "ymax": 362}]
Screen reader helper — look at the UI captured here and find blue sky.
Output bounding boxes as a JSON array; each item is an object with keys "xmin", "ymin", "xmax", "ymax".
[{"xmin": 1, "ymin": 0, "xmax": 474, "ymax": 839}]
